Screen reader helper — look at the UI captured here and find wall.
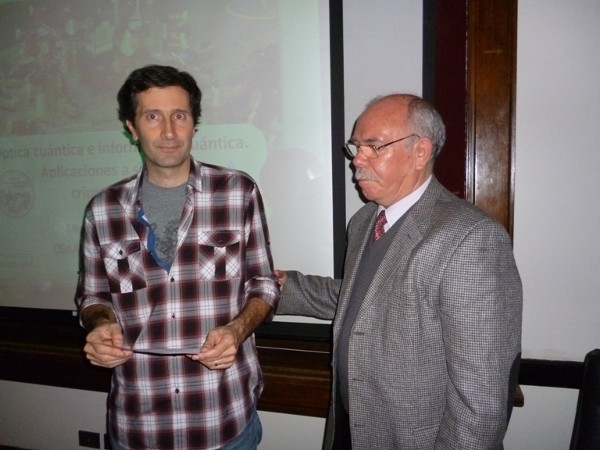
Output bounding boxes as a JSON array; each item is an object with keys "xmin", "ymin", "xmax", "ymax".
[
  {"xmin": 343, "ymin": 1, "xmax": 423, "ymax": 215},
  {"xmin": 0, "ymin": 381, "xmax": 327, "ymax": 450},
  {"xmin": 1, "ymin": 1, "xmax": 598, "ymax": 449},
  {"xmin": 504, "ymin": 1, "xmax": 600, "ymax": 449}
]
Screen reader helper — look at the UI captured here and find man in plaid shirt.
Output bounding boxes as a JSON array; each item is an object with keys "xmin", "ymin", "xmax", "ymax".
[{"xmin": 76, "ymin": 65, "xmax": 280, "ymax": 449}]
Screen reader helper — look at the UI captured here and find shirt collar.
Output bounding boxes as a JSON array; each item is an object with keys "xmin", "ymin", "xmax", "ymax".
[
  {"xmin": 378, "ymin": 175, "xmax": 431, "ymax": 230},
  {"xmin": 187, "ymin": 157, "xmax": 202, "ymax": 193},
  {"xmin": 131, "ymin": 157, "xmax": 201, "ymax": 201}
]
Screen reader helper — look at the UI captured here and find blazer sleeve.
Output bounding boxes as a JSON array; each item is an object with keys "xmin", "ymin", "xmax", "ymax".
[
  {"xmin": 435, "ymin": 218, "xmax": 523, "ymax": 449},
  {"xmin": 276, "ymin": 270, "xmax": 341, "ymax": 321}
]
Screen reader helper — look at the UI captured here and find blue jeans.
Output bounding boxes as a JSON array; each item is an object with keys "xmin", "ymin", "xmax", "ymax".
[
  {"xmin": 109, "ymin": 410, "xmax": 262, "ymax": 450},
  {"xmin": 221, "ymin": 410, "xmax": 262, "ymax": 450}
]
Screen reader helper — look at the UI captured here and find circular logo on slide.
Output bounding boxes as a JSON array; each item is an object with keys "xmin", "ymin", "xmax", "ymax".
[{"xmin": 0, "ymin": 170, "xmax": 34, "ymax": 217}]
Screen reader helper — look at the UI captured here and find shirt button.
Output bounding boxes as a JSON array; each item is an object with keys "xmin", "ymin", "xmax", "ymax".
[{"xmin": 175, "ymin": 388, "xmax": 180, "ymax": 394}]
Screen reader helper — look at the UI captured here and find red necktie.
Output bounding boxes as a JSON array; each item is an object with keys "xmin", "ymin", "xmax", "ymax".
[{"xmin": 373, "ymin": 210, "xmax": 387, "ymax": 241}]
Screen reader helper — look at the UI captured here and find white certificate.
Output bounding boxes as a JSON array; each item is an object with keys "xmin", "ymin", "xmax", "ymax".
[{"xmin": 131, "ymin": 346, "xmax": 199, "ymax": 355}]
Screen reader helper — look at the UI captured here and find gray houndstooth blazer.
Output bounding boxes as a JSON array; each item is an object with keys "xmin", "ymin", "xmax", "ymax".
[{"xmin": 277, "ymin": 177, "xmax": 522, "ymax": 449}]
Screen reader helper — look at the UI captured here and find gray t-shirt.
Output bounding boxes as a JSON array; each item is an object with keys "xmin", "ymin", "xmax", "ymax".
[{"xmin": 141, "ymin": 179, "xmax": 187, "ymax": 267}]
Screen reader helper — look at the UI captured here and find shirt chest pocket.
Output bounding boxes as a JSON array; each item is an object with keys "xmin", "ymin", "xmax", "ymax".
[
  {"xmin": 100, "ymin": 240, "xmax": 147, "ymax": 293},
  {"xmin": 197, "ymin": 230, "xmax": 242, "ymax": 280}
]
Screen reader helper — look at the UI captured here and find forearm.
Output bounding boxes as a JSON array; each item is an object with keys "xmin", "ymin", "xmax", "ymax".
[
  {"xmin": 76, "ymin": 214, "xmax": 115, "ymax": 328},
  {"xmin": 277, "ymin": 270, "xmax": 340, "ymax": 320},
  {"xmin": 81, "ymin": 304, "xmax": 117, "ymax": 332},
  {"xmin": 226, "ymin": 297, "xmax": 273, "ymax": 344}
]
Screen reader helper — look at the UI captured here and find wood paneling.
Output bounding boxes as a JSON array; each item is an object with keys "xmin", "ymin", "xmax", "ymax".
[
  {"xmin": 3, "ymin": 306, "xmax": 582, "ymax": 415},
  {"xmin": 0, "ymin": 307, "xmax": 332, "ymax": 418},
  {"xmin": 429, "ymin": 0, "xmax": 518, "ymax": 234},
  {"xmin": 467, "ymin": 0, "xmax": 518, "ymax": 235}
]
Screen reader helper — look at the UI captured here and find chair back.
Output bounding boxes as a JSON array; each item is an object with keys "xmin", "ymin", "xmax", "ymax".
[{"xmin": 570, "ymin": 349, "xmax": 600, "ymax": 450}]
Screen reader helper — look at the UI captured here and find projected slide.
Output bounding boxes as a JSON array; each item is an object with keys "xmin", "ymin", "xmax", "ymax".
[{"xmin": 0, "ymin": 0, "xmax": 333, "ymax": 310}]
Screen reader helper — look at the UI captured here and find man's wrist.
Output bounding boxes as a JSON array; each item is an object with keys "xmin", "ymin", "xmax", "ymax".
[{"xmin": 81, "ymin": 304, "xmax": 117, "ymax": 331}]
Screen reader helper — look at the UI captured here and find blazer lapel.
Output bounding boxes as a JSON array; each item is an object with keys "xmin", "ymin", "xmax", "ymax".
[
  {"xmin": 348, "ymin": 179, "xmax": 445, "ymax": 321},
  {"xmin": 333, "ymin": 202, "xmax": 377, "ymax": 335}
]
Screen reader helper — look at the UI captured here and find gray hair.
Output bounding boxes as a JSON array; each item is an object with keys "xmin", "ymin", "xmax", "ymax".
[
  {"xmin": 368, "ymin": 94, "xmax": 446, "ymax": 160},
  {"xmin": 405, "ymin": 96, "xmax": 446, "ymax": 160}
]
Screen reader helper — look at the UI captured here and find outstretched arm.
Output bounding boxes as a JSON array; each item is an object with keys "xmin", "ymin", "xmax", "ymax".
[{"xmin": 275, "ymin": 270, "xmax": 341, "ymax": 320}]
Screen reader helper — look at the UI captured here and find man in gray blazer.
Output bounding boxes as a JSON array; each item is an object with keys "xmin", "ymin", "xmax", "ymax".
[{"xmin": 275, "ymin": 94, "xmax": 522, "ymax": 449}]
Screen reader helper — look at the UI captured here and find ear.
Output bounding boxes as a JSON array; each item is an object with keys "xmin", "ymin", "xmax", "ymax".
[
  {"xmin": 414, "ymin": 137, "xmax": 433, "ymax": 170},
  {"xmin": 126, "ymin": 120, "xmax": 139, "ymax": 141}
]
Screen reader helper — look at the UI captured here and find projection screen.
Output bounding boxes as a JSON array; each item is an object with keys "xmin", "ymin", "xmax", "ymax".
[{"xmin": 0, "ymin": 0, "xmax": 337, "ymax": 315}]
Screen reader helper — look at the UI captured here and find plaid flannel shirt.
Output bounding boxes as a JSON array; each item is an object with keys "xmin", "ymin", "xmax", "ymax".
[{"xmin": 76, "ymin": 158, "xmax": 280, "ymax": 449}]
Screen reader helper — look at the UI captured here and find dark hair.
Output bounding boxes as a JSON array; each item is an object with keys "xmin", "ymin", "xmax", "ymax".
[{"xmin": 117, "ymin": 65, "xmax": 202, "ymax": 133}]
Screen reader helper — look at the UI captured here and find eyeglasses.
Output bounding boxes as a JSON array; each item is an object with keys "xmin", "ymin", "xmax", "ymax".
[{"xmin": 344, "ymin": 134, "xmax": 420, "ymax": 159}]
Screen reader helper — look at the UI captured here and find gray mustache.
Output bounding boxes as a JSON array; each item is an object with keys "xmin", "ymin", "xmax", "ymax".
[{"xmin": 355, "ymin": 169, "xmax": 377, "ymax": 181}]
